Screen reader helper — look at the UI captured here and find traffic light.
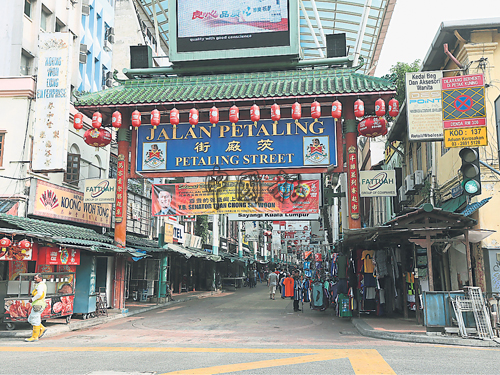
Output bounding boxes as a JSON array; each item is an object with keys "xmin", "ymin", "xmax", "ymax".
[{"xmin": 459, "ymin": 147, "xmax": 481, "ymax": 197}]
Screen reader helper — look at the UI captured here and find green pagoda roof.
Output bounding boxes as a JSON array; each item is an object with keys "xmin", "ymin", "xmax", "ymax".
[{"xmin": 74, "ymin": 68, "xmax": 396, "ymax": 108}]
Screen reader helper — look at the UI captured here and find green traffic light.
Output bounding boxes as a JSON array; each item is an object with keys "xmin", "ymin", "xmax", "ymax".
[{"xmin": 463, "ymin": 179, "xmax": 480, "ymax": 194}]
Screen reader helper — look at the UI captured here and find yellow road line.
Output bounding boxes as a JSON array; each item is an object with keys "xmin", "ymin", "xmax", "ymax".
[{"xmin": 0, "ymin": 347, "xmax": 396, "ymax": 374}]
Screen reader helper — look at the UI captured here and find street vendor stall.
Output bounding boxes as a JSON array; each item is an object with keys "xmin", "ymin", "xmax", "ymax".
[{"xmin": 3, "ymin": 272, "xmax": 75, "ymax": 330}]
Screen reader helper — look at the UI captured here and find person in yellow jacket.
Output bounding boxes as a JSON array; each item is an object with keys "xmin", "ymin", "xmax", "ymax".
[{"xmin": 25, "ymin": 273, "xmax": 47, "ymax": 342}]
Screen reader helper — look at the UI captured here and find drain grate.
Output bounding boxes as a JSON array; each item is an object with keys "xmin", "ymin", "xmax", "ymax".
[{"xmin": 339, "ymin": 331, "xmax": 356, "ymax": 335}]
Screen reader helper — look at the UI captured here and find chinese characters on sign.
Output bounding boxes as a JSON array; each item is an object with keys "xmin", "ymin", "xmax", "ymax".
[
  {"xmin": 137, "ymin": 118, "xmax": 337, "ymax": 175},
  {"xmin": 348, "ymin": 146, "xmax": 360, "ymax": 220},
  {"xmin": 115, "ymin": 154, "xmax": 126, "ymax": 223},
  {"xmin": 32, "ymin": 32, "xmax": 72, "ymax": 172}
]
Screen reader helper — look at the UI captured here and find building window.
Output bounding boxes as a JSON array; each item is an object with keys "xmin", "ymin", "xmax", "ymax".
[
  {"xmin": 41, "ymin": 8, "xmax": 51, "ymax": 31},
  {"xmin": 0, "ymin": 132, "xmax": 5, "ymax": 167},
  {"xmin": 24, "ymin": 0, "xmax": 31, "ymax": 18},
  {"xmin": 426, "ymin": 143, "xmax": 433, "ymax": 171},
  {"xmin": 416, "ymin": 143, "xmax": 422, "ymax": 171},
  {"xmin": 20, "ymin": 52, "xmax": 33, "ymax": 76},
  {"xmin": 55, "ymin": 19, "xmax": 65, "ymax": 32},
  {"xmin": 64, "ymin": 154, "xmax": 81, "ymax": 185}
]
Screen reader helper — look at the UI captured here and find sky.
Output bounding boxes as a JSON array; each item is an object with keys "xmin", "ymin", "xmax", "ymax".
[{"xmin": 375, "ymin": 0, "xmax": 500, "ymax": 77}]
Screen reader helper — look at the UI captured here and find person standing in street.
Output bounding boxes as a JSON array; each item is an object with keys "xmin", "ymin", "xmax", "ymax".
[
  {"xmin": 293, "ymin": 272, "xmax": 302, "ymax": 312},
  {"xmin": 267, "ymin": 269, "xmax": 279, "ymax": 300},
  {"xmin": 25, "ymin": 273, "xmax": 47, "ymax": 342}
]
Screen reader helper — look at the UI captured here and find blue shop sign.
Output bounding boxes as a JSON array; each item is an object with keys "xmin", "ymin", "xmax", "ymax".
[{"xmin": 136, "ymin": 117, "xmax": 337, "ymax": 173}]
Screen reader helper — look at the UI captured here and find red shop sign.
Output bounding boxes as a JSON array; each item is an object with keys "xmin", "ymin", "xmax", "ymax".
[
  {"xmin": 38, "ymin": 247, "xmax": 80, "ymax": 265},
  {"xmin": 348, "ymin": 146, "xmax": 360, "ymax": 220},
  {"xmin": 115, "ymin": 154, "xmax": 126, "ymax": 223}
]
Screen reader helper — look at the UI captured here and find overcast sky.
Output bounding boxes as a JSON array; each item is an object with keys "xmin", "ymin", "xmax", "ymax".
[{"xmin": 375, "ymin": 0, "xmax": 500, "ymax": 76}]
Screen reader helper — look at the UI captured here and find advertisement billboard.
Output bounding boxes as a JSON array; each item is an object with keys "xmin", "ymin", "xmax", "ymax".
[
  {"xmin": 152, "ymin": 179, "xmax": 320, "ymax": 216},
  {"xmin": 137, "ymin": 117, "xmax": 337, "ymax": 175},
  {"xmin": 84, "ymin": 179, "xmax": 116, "ymax": 204},
  {"xmin": 359, "ymin": 170, "xmax": 397, "ymax": 197},
  {"xmin": 169, "ymin": 0, "xmax": 299, "ymax": 62},
  {"xmin": 405, "ymin": 71, "xmax": 444, "ymax": 141}
]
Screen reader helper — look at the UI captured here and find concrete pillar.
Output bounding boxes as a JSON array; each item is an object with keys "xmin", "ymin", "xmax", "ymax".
[
  {"xmin": 238, "ymin": 221, "xmax": 243, "ymax": 258},
  {"xmin": 212, "ymin": 214, "xmax": 219, "ymax": 255}
]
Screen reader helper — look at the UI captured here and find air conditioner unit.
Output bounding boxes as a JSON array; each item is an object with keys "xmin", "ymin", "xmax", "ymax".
[
  {"xmin": 103, "ymin": 39, "xmax": 112, "ymax": 52},
  {"xmin": 414, "ymin": 170, "xmax": 425, "ymax": 189},
  {"xmin": 108, "ymin": 27, "xmax": 115, "ymax": 37},
  {"xmin": 399, "ymin": 186, "xmax": 410, "ymax": 204},
  {"xmin": 80, "ymin": 43, "xmax": 87, "ymax": 53},
  {"xmin": 404, "ymin": 174, "xmax": 416, "ymax": 195},
  {"xmin": 107, "ymin": 34, "xmax": 115, "ymax": 44}
]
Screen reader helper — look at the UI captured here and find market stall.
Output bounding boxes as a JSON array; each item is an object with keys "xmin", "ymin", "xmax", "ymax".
[{"xmin": 3, "ymin": 271, "xmax": 75, "ymax": 330}]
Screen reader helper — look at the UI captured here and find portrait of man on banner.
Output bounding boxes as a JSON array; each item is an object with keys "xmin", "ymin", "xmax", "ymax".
[{"xmin": 152, "ymin": 185, "xmax": 176, "ymax": 216}]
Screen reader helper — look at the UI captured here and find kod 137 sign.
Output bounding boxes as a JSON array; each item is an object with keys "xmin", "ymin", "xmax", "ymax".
[{"xmin": 136, "ymin": 118, "xmax": 337, "ymax": 174}]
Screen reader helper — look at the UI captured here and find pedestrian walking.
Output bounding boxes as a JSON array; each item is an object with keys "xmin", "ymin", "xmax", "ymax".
[
  {"xmin": 25, "ymin": 273, "xmax": 47, "ymax": 342},
  {"xmin": 267, "ymin": 269, "xmax": 279, "ymax": 300}
]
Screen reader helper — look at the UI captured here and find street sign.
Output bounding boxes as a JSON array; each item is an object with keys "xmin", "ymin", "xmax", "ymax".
[
  {"xmin": 442, "ymin": 74, "xmax": 486, "ymax": 129},
  {"xmin": 444, "ymin": 127, "xmax": 487, "ymax": 148}
]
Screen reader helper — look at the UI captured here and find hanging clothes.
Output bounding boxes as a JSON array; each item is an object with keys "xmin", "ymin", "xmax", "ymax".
[
  {"xmin": 362, "ymin": 250, "xmax": 375, "ymax": 273},
  {"xmin": 302, "ymin": 279, "xmax": 311, "ymax": 302},
  {"xmin": 311, "ymin": 282, "xmax": 324, "ymax": 308},
  {"xmin": 337, "ymin": 255, "xmax": 347, "ymax": 278}
]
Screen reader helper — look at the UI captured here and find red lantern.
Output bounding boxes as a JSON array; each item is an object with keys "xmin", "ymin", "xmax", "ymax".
[
  {"xmin": 209, "ymin": 106, "xmax": 219, "ymax": 125},
  {"xmin": 189, "ymin": 108, "xmax": 199, "ymax": 126},
  {"xmin": 388, "ymin": 98, "xmax": 400, "ymax": 117},
  {"xmin": 151, "ymin": 109, "xmax": 160, "ymax": 129},
  {"xmin": 18, "ymin": 239, "xmax": 32, "ymax": 250},
  {"xmin": 357, "ymin": 116, "xmax": 387, "ymax": 138},
  {"xmin": 250, "ymin": 104, "xmax": 260, "ymax": 124},
  {"xmin": 375, "ymin": 98, "xmax": 386, "ymax": 118},
  {"xmin": 0, "ymin": 237, "xmax": 11, "ymax": 248},
  {"xmin": 84, "ymin": 128, "xmax": 112, "ymax": 147},
  {"xmin": 229, "ymin": 105, "xmax": 239, "ymax": 124},
  {"xmin": 292, "ymin": 102, "xmax": 301, "ymax": 121},
  {"xmin": 73, "ymin": 112, "xmax": 83, "ymax": 131},
  {"xmin": 131, "ymin": 110, "xmax": 141, "ymax": 130},
  {"xmin": 92, "ymin": 111, "xmax": 102, "ymax": 129},
  {"xmin": 271, "ymin": 103, "xmax": 280, "ymax": 122},
  {"xmin": 311, "ymin": 101, "xmax": 321, "ymax": 120},
  {"xmin": 170, "ymin": 108, "xmax": 180, "ymax": 126},
  {"xmin": 331, "ymin": 100, "xmax": 342, "ymax": 119},
  {"xmin": 354, "ymin": 99, "xmax": 365, "ymax": 118},
  {"xmin": 112, "ymin": 111, "xmax": 122, "ymax": 129}
]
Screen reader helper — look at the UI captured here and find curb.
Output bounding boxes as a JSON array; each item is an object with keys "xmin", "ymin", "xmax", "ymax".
[
  {"xmin": 0, "ymin": 291, "xmax": 220, "ymax": 339},
  {"xmin": 352, "ymin": 318, "xmax": 500, "ymax": 348}
]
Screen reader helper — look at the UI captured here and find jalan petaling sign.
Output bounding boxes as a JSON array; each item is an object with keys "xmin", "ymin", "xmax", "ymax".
[
  {"xmin": 359, "ymin": 170, "xmax": 397, "ymax": 197},
  {"xmin": 136, "ymin": 118, "xmax": 337, "ymax": 175}
]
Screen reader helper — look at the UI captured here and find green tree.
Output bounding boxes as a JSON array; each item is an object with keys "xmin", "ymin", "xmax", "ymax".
[{"xmin": 383, "ymin": 60, "xmax": 421, "ymax": 105}]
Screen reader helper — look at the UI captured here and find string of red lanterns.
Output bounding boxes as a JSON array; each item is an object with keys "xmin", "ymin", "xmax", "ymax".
[{"xmin": 74, "ymin": 97, "xmax": 400, "ymax": 144}]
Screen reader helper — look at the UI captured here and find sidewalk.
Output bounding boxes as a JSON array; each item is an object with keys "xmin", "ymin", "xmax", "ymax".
[
  {"xmin": 352, "ymin": 315, "xmax": 500, "ymax": 347},
  {"xmin": 0, "ymin": 290, "xmax": 219, "ymax": 339}
]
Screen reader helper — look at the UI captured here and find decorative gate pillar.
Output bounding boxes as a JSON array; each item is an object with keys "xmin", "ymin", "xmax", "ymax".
[{"xmin": 344, "ymin": 99, "xmax": 361, "ymax": 230}]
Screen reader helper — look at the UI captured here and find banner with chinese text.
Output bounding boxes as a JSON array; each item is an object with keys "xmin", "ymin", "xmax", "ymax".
[{"xmin": 152, "ymin": 180, "xmax": 320, "ymax": 216}]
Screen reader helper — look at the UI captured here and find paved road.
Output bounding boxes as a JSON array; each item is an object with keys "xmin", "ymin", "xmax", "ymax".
[{"xmin": 1, "ymin": 285, "xmax": 500, "ymax": 374}]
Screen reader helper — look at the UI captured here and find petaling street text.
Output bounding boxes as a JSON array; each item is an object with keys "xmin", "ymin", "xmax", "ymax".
[
  {"xmin": 175, "ymin": 153, "xmax": 295, "ymax": 167},
  {"xmin": 146, "ymin": 120, "xmax": 325, "ymax": 141}
]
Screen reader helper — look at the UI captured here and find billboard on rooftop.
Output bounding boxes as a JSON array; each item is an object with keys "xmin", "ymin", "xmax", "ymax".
[{"xmin": 169, "ymin": 0, "xmax": 299, "ymax": 62}]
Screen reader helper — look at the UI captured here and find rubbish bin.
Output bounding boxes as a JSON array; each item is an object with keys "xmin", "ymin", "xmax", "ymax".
[{"xmin": 140, "ymin": 289, "xmax": 148, "ymax": 302}]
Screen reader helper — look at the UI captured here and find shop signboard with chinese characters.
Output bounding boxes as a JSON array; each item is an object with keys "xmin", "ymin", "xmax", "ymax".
[
  {"xmin": 136, "ymin": 118, "xmax": 337, "ymax": 176},
  {"xmin": 38, "ymin": 247, "xmax": 80, "ymax": 265},
  {"xmin": 29, "ymin": 180, "xmax": 112, "ymax": 227},
  {"xmin": 32, "ymin": 32, "xmax": 72, "ymax": 172},
  {"xmin": 405, "ymin": 71, "xmax": 443, "ymax": 141},
  {"xmin": 152, "ymin": 180, "xmax": 320, "ymax": 216},
  {"xmin": 115, "ymin": 155, "xmax": 126, "ymax": 223},
  {"xmin": 347, "ymin": 146, "xmax": 360, "ymax": 220}
]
